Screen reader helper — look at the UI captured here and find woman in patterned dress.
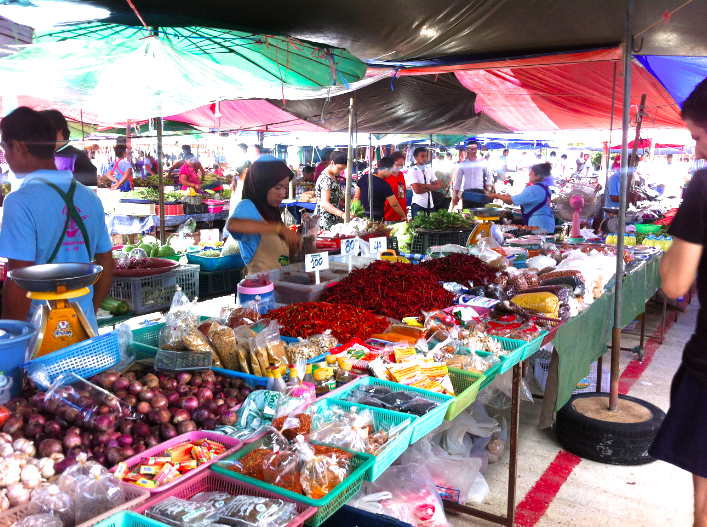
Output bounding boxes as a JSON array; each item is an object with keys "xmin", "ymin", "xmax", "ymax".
[{"xmin": 314, "ymin": 151, "xmax": 347, "ymax": 229}]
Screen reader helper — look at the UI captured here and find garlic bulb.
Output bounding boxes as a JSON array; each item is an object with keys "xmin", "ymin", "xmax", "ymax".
[
  {"xmin": 0, "ymin": 433, "xmax": 12, "ymax": 444},
  {"xmin": 5, "ymin": 452, "xmax": 27, "ymax": 468},
  {"xmin": 12, "ymin": 439, "xmax": 35, "ymax": 457},
  {"xmin": 21, "ymin": 465, "xmax": 41, "ymax": 489},
  {"xmin": 0, "ymin": 444, "xmax": 13, "ymax": 457},
  {"xmin": 0, "ymin": 461, "xmax": 21, "ymax": 486},
  {"xmin": 48, "ymin": 453, "xmax": 65, "ymax": 463},
  {"xmin": 0, "ymin": 490, "xmax": 9, "ymax": 512},
  {"xmin": 25, "ymin": 458, "xmax": 38, "ymax": 467},
  {"xmin": 38, "ymin": 458, "xmax": 55, "ymax": 479},
  {"xmin": 5, "ymin": 482, "xmax": 30, "ymax": 506},
  {"xmin": 0, "ymin": 436, "xmax": 7, "ymax": 445}
]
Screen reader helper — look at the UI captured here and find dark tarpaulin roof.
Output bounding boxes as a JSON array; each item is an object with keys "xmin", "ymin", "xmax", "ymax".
[
  {"xmin": 68, "ymin": 1, "xmax": 707, "ymax": 62},
  {"xmin": 266, "ymin": 73, "xmax": 511, "ymax": 135}
]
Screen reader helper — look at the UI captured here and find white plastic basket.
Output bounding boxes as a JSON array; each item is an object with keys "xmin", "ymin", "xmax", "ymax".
[
  {"xmin": 108, "ymin": 264, "xmax": 199, "ymax": 314},
  {"xmin": 534, "ymin": 358, "xmax": 610, "ymax": 394}
]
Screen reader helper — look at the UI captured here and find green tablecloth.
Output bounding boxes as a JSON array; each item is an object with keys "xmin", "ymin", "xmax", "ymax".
[{"xmin": 552, "ymin": 255, "xmax": 662, "ymax": 411}]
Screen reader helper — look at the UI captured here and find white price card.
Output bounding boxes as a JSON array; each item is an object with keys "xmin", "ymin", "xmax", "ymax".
[
  {"xmin": 369, "ymin": 237, "xmax": 387, "ymax": 254},
  {"xmin": 341, "ymin": 237, "xmax": 359, "ymax": 256},
  {"xmin": 305, "ymin": 251, "xmax": 330, "ymax": 273}
]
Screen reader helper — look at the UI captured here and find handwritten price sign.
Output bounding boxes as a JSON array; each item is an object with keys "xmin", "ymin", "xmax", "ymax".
[
  {"xmin": 305, "ymin": 251, "xmax": 329, "ymax": 273},
  {"xmin": 369, "ymin": 237, "xmax": 387, "ymax": 254},
  {"xmin": 341, "ymin": 238, "xmax": 359, "ymax": 256}
]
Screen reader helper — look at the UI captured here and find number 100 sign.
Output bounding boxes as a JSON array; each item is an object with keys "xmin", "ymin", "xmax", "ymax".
[{"xmin": 305, "ymin": 251, "xmax": 329, "ymax": 273}]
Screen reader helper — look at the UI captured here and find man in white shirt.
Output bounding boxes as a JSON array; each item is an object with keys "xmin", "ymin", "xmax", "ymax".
[
  {"xmin": 452, "ymin": 141, "xmax": 493, "ymax": 210},
  {"xmin": 406, "ymin": 147, "xmax": 440, "ymax": 218}
]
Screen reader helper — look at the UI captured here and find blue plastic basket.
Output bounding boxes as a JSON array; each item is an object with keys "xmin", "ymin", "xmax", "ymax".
[
  {"xmin": 312, "ymin": 398, "xmax": 416, "ymax": 481},
  {"xmin": 187, "ymin": 251, "xmax": 244, "ymax": 271},
  {"xmin": 212, "ymin": 366, "xmax": 268, "ymax": 388},
  {"xmin": 325, "ymin": 376, "xmax": 453, "ymax": 444},
  {"xmin": 94, "ymin": 511, "xmax": 169, "ymax": 527},
  {"xmin": 22, "ymin": 331, "xmax": 121, "ymax": 389}
]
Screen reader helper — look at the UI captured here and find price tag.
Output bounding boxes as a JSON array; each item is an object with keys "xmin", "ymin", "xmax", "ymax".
[
  {"xmin": 341, "ymin": 238, "xmax": 359, "ymax": 256},
  {"xmin": 305, "ymin": 252, "xmax": 329, "ymax": 273},
  {"xmin": 369, "ymin": 237, "xmax": 387, "ymax": 254}
]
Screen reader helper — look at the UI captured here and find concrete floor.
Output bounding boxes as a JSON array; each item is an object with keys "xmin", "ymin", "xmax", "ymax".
[{"xmin": 449, "ymin": 296, "xmax": 697, "ymax": 527}]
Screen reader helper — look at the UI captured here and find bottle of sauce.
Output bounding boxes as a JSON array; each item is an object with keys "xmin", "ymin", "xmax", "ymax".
[
  {"xmin": 336, "ymin": 358, "xmax": 353, "ymax": 388},
  {"xmin": 325, "ymin": 354, "xmax": 338, "ymax": 391},
  {"xmin": 303, "ymin": 364, "xmax": 315, "ymax": 385},
  {"xmin": 272, "ymin": 366, "xmax": 287, "ymax": 394},
  {"xmin": 265, "ymin": 366, "xmax": 275, "ymax": 391},
  {"xmin": 314, "ymin": 368, "xmax": 330, "ymax": 396},
  {"xmin": 285, "ymin": 365, "xmax": 300, "ymax": 389}
]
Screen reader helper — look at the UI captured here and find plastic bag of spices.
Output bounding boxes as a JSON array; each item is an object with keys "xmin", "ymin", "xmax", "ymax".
[{"xmin": 294, "ymin": 436, "xmax": 349, "ymax": 500}]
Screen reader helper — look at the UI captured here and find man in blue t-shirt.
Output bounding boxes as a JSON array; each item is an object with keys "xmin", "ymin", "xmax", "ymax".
[{"xmin": 0, "ymin": 107, "xmax": 114, "ymax": 332}]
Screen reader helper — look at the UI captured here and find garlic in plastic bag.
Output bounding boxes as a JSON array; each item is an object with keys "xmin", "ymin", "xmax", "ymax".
[{"xmin": 30, "ymin": 485, "xmax": 74, "ymax": 527}]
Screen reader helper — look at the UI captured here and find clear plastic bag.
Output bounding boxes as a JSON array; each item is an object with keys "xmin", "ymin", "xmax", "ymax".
[
  {"xmin": 208, "ymin": 322, "xmax": 239, "ymax": 370},
  {"xmin": 216, "ymin": 495, "xmax": 297, "ymax": 527},
  {"xmin": 57, "ymin": 452, "xmax": 108, "ymax": 498},
  {"xmin": 285, "ymin": 338, "xmax": 320, "ymax": 364},
  {"xmin": 294, "ymin": 437, "xmax": 349, "ymax": 500},
  {"xmin": 264, "ymin": 320, "xmax": 288, "ymax": 370},
  {"xmin": 13, "ymin": 514, "xmax": 63, "ymax": 527},
  {"xmin": 308, "ymin": 330, "xmax": 339, "ymax": 353},
  {"xmin": 145, "ymin": 497, "xmax": 216, "ymax": 527},
  {"xmin": 74, "ymin": 466, "xmax": 126, "ymax": 525},
  {"xmin": 263, "ymin": 447, "xmax": 302, "ymax": 494},
  {"xmin": 114, "ymin": 323, "xmax": 135, "ymax": 372},
  {"xmin": 30, "ymin": 485, "xmax": 74, "ymax": 527}
]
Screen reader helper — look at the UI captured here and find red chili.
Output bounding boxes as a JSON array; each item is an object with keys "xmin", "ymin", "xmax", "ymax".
[{"xmin": 419, "ymin": 253, "xmax": 499, "ymax": 286}]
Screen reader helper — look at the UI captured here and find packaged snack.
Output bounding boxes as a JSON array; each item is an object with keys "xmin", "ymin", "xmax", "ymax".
[
  {"xmin": 30, "ymin": 485, "xmax": 74, "ymax": 527},
  {"xmin": 309, "ymin": 330, "xmax": 339, "ymax": 353},
  {"xmin": 208, "ymin": 323, "xmax": 239, "ymax": 370},
  {"xmin": 217, "ymin": 496, "xmax": 297, "ymax": 527},
  {"xmin": 294, "ymin": 437, "xmax": 349, "ymax": 500},
  {"xmin": 285, "ymin": 338, "xmax": 320, "ymax": 363},
  {"xmin": 264, "ymin": 320, "xmax": 288, "ymax": 370}
]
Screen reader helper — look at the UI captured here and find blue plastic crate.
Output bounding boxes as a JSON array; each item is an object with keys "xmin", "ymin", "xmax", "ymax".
[
  {"xmin": 187, "ymin": 251, "xmax": 244, "ymax": 271},
  {"xmin": 22, "ymin": 332, "xmax": 121, "ymax": 389}
]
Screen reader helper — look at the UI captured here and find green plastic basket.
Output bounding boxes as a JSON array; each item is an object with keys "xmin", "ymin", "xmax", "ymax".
[
  {"xmin": 520, "ymin": 331, "xmax": 548, "ymax": 360},
  {"xmin": 212, "ymin": 438, "xmax": 376, "ymax": 527},
  {"xmin": 93, "ymin": 511, "xmax": 164, "ymax": 527},
  {"xmin": 132, "ymin": 323, "xmax": 162, "ymax": 347},
  {"xmin": 324, "ymin": 376, "xmax": 453, "ymax": 444},
  {"xmin": 312, "ymin": 398, "xmax": 416, "ymax": 481},
  {"xmin": 481, "ymin": 336, "xmax": 529, "ymax": 374},
  {"xmin": 476, "ymin": 357, "xmax": 502, "ymax": 391},
  {"xmin": 443, "ymin": 369, "xmax": 485, "ymax": 421}
]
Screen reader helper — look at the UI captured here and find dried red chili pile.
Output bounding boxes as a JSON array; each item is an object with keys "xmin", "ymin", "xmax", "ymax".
[
  {"xmin": 419, "ymin": 253, "xmax": 498, "ymax": 285},
  {"xmin": 268, "ymin": 302, "xmax": 389, "ymax": 341},
  {"xmin": 322, "ymin": 261, "xmax": 454, "ymax": 320}
]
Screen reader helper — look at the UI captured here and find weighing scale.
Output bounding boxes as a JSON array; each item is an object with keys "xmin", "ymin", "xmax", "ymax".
[
  {"xmin": 465, "ymin": 208, "xmax": 503, "ymax": 246},
  {"xmin": 7, "ymin": 263, "xmax": 103, "ymax": 359}
]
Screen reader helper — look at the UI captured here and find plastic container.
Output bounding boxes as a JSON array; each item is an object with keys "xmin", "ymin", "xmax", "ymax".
[
  {"xmin": 245, "ymin": 265, "xmax": 344, "ymax": 305},
  {"xmin": 312, "ymin": 398, "xmax": 416, "ymax": 481},
  {"xmin": 326, "ymin": 376, "xmax": 454, "ymax": 444},
  {"xmin": 155, "ymin": 349, "xmax": 213, "ymax": 371},
  {"xmin": 520, "ymin": 331, "xmax": 549, "ymax": 360},
  {"xmin": 635, "ymin": 223, "xmax": 661, "ymax": 234},
  {"xmin": 22, "ymin": 330, "xmax": 119, "ymax": 390},
  {"xmin": 476, "ymin": 356, "xmax": 502, "ymax": 391},
  {"xmin": 469, "ymin": 336, "xmax": 531, "ymax": 375},
  {"xmin": 155, "ymin": 204, "xmax": 184, "ymax": 216},
  {"xmin": 199, "ymin": 267, "xmax": 243, "ymax": 296},
  {"xmin": 0, "ymin": 321, "xmax": 36, "ymax": 398},
  {"xmin": 411, "ymin": 230, "xmax": 472, "ymax": 254},
  {"xmin": 443, "ymin": 368, "xmax": 486, "ymax": 421},
  {"xmin": 212, "ymin": 437, "xmax": 376, "ymax": 527},
  {"xmin": 212, "ymin": 366, "xmax": 269, "ymax": 388},
  {"xmin": 318, "ymin": 505, "xmax": 414, "ymax": 527},
  {"xmin": 187, "ymin": 250, "xmax": 244, "ymax": 271},
  {"xmin": 0, "ymin": 484, "xmax": 149, "ymax": 527},
  {"xmin": 237, "ymin": 278, "xmax": 276, "ymax": 313},
  {"xmin": 132, "ymin": 470, "xmax": 317, "ymax": 527},
  {"xmin": 108, "ymin": 431, "xmax": 243, "ymax": 494},
  {"xmin": 108, "ymin": 264, "xmax": 199, "ymax": 315}
]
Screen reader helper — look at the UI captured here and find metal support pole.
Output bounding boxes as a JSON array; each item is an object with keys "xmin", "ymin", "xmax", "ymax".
[
  {"xmin": 344, "ymin": 97, "xmax": 355, "ymax": 223},
  {"xmin": 605, "ymin": 62, "xmax": 618, "ymax": 183},
  {"xmin": 368, "ymin": 134, "xmax": 374, "ymax": 221},
  {"xmin": 157, "ymin": 116, "xmax": 166, "ymax": 245},
  {"xmin": 610, "ymin": 0, "xmax": 634, "ymax": 412}
]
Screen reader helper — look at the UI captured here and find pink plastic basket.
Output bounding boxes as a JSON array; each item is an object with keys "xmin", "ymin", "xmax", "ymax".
[
  {"xmin": 133, "ymin": 469, "xmax": 317, "ymax": 527},
  {"xmin": 109, "ymin": 431, "xmax": 242, "ymax": 494},
  {"xmin": 0, "ymin": 482, "xmax": 149, "ymax": 527}
]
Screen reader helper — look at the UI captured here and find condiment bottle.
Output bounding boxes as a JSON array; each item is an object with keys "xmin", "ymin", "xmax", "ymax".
[
  {"xmin": 325, "ymin": 355, "xmax": 338, "ymax": 390},
  {"xmin": 336, "ymin": 358, "xmax": 353, "ymax": 388},
  {"xmin": 303, "ymin": 364, "xmax": 315, "ymax": 385},
  {"xmin": 272, "ymin": 366, "xmax": 287, "ymax": 394},
  {"xmin": 265, "ymin": 366, "xmax": 275, "ymax": 391},
  {"xmin": 313, "ymin": 368, "xmax": 330, "ymax": 396},
  {"xmin": 285, "ymin": 365, "xmax": 300, "ymax": 389}
]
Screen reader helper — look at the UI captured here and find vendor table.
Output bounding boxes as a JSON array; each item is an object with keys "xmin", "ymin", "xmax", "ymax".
[
  {"xmin": 538, "ymin": 254, "xmax": 662, "ymax": 428},
  {"xmin": 280, "ymin": 200, "xmax": 315, "ymax": 223},
  {"xmin": 105, "ymin": 211, "xmax": 230, "ymax": 235}
]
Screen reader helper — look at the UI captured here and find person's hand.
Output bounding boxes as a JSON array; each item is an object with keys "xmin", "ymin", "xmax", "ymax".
[
  {"xmin": 279, "ymin": 225, "xmax": 302, "ymax": 252},
  {"xmin": 110, "ymin": 183, "xmax": 119, "ymax": 190}
]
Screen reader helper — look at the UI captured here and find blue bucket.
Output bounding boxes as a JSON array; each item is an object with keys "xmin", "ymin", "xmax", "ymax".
[{"xmin": 0, "ymin": 321, "xmax": 36, "ymax": 399}]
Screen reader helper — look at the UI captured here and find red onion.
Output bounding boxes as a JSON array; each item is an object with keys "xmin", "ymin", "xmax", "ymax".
[
  {"xmin": 81, "ymin": 432, "xmax": 93, "ymax": 449},
  {"xmin": 213, "ymin": 383, "xmax": 223, "ymax": 394},
  {"xmin": 24, "ymin": 422, "xmax": 44, "ymax": 439},
  {"xmin": 93, "ymin": 445, "xmax": 105, "ymax": 456},
  {"xmin": 93, "ymin": 432, "xmax": 111, "ymax": 446},
  {"xmin": 136, "ymin": 402, "xmax": 152, "ymax": 415},
  {"xmin": 159, "ymin": 424, "xmax": 177, "ymax": 440},
  {"xmin": 63, "ymin": 433, "xmax": 82, "ymax": 449},
  {"xmin": 114, "ymin": 390, "xmax": 128, "ymax": 400},
  {"xmin": 105, "ymin": 446, "xmax": 122, "ymax": 465},
  {"xmin": 154, "ymin": 409, "xmax": 171, "ymax": 424},
  {"xmin": 191, "ymin": 375, "xmax": 203, "ymax": 387},
  {"xmin": 232, "ymin": 378, "xmax": 244, "ymax": 389},
  {"xmin": 94, "ymin": 414, "xmax": 116, "ymax": 433},
  {"xmin": 145, "ymin": 378, "xmax": 159, "ymax": 390},
  {"xmin": 161, "ymin": 379, "xmax": 177, "ymax": 391},
  {"xmin": 66, "ymin": 426, "xmax": 81, "ymax": 436},
  {"xmin": 157, "ymin": 374, "xmax": 167, "ymax": 383},
  {"xmin": 31, "ymin": 392, "xmax": 47, "ymax": 411},
  {"xmin": 133, "ymin": 421, "xmax": 151, "ymax": 438},
  {"xmin": 151, "ymin": 394, "xmax": 168, "ymax": 410},
  {"xmin": 129, "ymin": 381, "xmax": 144, "ymax": 395},
  {"xmin": 118, "ymin": 434, "xmax": 133, "ymax": 447},
  {"xmin": 225, "ymin": 397, "xmax": 239, "ymax": 409},
  {"xmin": 180, "ymin": 396, "xmax": 198, "ymax": 412},
  {"xmin": 120, "ymin": 420, "xmax": 134, "ymax": 435},
  {"xmin": 223, "ymin": 388, "xmax": 235, "ymax": 398},
  {"xmin": 67, "ymin": 445, "xmax": 87, "ymax": 458},
  {"xmin": 134, "ymin": 444, "xmax": 146, "ymax": 454},
  {"xmin": 6, "ymin": 397, "xmax": 28, "ymax": 412},
  {"xmin": 191, "ymin": 407, "xmax": 209, "ymax": 424},
  {"xmin": 76, "ymin": 396, "xmax": 92, "ymax": 408},
  {"xmin": 166, "ymin": 392, "xmax": 180, "ymax": 406},
  {"xmin": 139, "ymin": 389, "xmax": 155, "ymax": 402},
  {"xmin": 218, "ymin": 411, "xmax": 237, "ymax": 426},
  {"xmin": 203, "ymin": 381, "xmax": 215, "ymax": 392},
  {"xmin": 145, "ymin": 434, "xmax": 160, "ymax": 448},
  {"xmin": 43, "ymin": 420, "xmax": 61, "ymax": 435},
  {"xmin": 98, "ymin": 405, "xmax": 111, "ymax": 415},
  {"xmin": 110, "ymin": 431, "xmax": 121, "ymax": 441},
  {"xmin": 176, "ymin": 372, "xmax": 192, "ymax": 385},
  {"xmin": 201, "ymin": 418, "xmax": 216, "ymax": 431},
  {"xmin": 214, "ymin": 374, "xmax": 224, "ymax": 382},
  {"xmin": 206, "ymin": 400, "xmax": 220, "ymax": 413},
  {"xmin": 175, "ymin": 385, "xmax": 190, "ymax": 397},
  {"xmin": 114, "ymin": 377, "xmax": 130, "ymax": 392},
  {"xmin": 239, "ymin": 387, "xmax": 253, "ymax": 399},
  {"xmin": 172, "ymin": 409, "xmax": 190, "ymax": 424},
  {"xmin": 101, "ymin": 372, "xmax": 120, "ymax": 390},
  {"xmin": 102, "ymin": 394, "xmax": 121, "ymax": 410},
  {"xmin": 64, "ymin": 407, "xmax": 80, "ymax": 423},
  {"xmin": 124, "ymin": 372, "xmax": 137, "ymax": 382},
  {"xmin": 107, "ymin": 439, "xmax": 119, "ymax": 448},
  {"xmin": 217, "ymin": 403, "xmax": 228, "ymax": 415},
  {"xmin": 176, "ymin": 420, "xmax": 197, "ymax": 434},
  {"xmin": 39, "ymin": 438, "xmax": 63, "ymax": 457},
  {"xmin": 122, "ymin": 394, "xmax": 137, "ymax": 406},
  {"xmin": 94, "ymin": 453, "xmax": 107, "ymax": 465},
  {"xmin": 197, "ymin": 388, "xmax": 213, "ymax": 402},
  {"xmin": 55, "ymin": 457, "xmax": 77, "ymax": 473},
  {"xmin": 202, "ymin": 371, "xmax": 215, "ymax": 383}
]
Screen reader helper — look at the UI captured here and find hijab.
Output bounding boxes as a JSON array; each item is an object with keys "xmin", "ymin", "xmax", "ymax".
[{"xmin": 243, "ymin": 155, "xmax": 293, "ymax": 223}]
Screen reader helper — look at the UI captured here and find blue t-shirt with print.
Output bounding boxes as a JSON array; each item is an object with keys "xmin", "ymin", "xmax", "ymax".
[
  {"xmin": 228, "ymin": 200, "xmax": 263, "ymax": 266},
  {"xmin": 0, "ymin": 170, "xmax": 113, "ymax": 331},
  {"xmin": 604, "ymin": 171, "xmax": 621, "ymax": 208},
  {"xmin": 512, "ymin": 184, "xmax": 555, "ymax": 233}
]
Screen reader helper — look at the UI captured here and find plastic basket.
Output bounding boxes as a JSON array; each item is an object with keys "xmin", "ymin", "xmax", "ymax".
[
  {"xmin": 520, "ymin": 331, "xmax": 548, "ymax": 360},
  {"xmin": 92, "ymin": 512, "xmax": 167, "ymax": 527},
  {"xmin": 0, "ymin": 483, "xmax": 149, "ymax": 527},
  {"xmin": 411, "ymin": 230, "xmax": 471, "ymax": 254},
  {"xmin": 443, "ymin": 368, "xmax": 485, "ymax": 421},
  {"xmin": 108, "ymin": 264, "xmax": 199, "ymax": 315},
  {"xmin": 212, "ymin": 366, "xmax": 268, "ymax": 388},
  {"xmin": 478, "ymin": 336, "xmax": 529, "ymax": 374},
  {"xmin": 476, "ymin": 358, "xmax": 502, "ymax": 391},
  {"xmin": 132, "ymin": 323, "xmax": 163, "ymax": 346},
  {"xmin": 535, "ymin": 316, "xmax": 565, "ymax": 347},
  {"xmin": 212, "ymin": 437, "xmax": 376, "ymax": 527},
  {"xmin": 22, "ymin": 331, "xmax": 121, "ymax": 389},
  {"xmin": 187, "ymin": 251, "xmax": 244, "ymax": 271},
  {"xmin": 109, "ymin": 431, "xmax": 243, "ymax": 494},
  {"xmin": 199, "ymin": 267, "xmax": 243, "ymax": 296},
  {"xmin": 325, "ymin": 376, "xmax": 453, "ymax": 444},
  {"xmin": 132, "ymin": 471, "xmax": 317, "ymax": 527},
  {"xmin": 319, "ymin": 505, "xmax": 414, "ymax": 527},
  {"xmin": 312, "ymin": 398, "xmax": 416, "ymax": 481},
  {"xmin": 155, "ymin": 349, "xmax": 213, "ymax": 371}
]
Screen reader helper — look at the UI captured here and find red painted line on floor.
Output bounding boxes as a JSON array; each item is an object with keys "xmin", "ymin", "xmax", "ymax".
[
  {"xmin": 515, "ymin": 450, "xmax": 582, "ymax": 527},
  {"xmin": 514, "ymin": 293, "xmax": 691, "ymax": 526}
]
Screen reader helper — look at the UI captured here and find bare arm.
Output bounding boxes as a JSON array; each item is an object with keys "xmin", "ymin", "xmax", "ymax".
[
  {"xmin": 227, "ymin": 218, "xmax": 302, "ymax": 252},
  {"xmin": 3, "ymin": 259, "xmax": 34, "ymax": 322},
  {"xmin": 386, "ymin": 195, "xmax": 406, "ymax": 220},
  {"xmin": 112, "ymin": 167, "xmax": 132, "ymax": 190},
  {"xmin": 320, "ymin": 189, "xmax": 343, "ymax": 217},
  {"xmin": 487, "ymin": 193, "xmax": 513, "ymax": 205},
  {"xmin": 354, "ymin": 187, "xmax": 361, "ymax": 201},
  {"xmin": 92, "ymin": 251, "xmax": 114, "ymax": 312},
  {"xmin": 660, "ymin": 238, "xmax": 702, "ymax": 298},
  {"xmin": 411, "ymin": 181, "xmax": 441, "ymax": 194}
]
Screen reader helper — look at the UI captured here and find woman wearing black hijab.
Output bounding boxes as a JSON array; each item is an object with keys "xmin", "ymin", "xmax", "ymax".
[{"xmin": 226, "ymin": 156, "xmax": 302, "ymax": 274}]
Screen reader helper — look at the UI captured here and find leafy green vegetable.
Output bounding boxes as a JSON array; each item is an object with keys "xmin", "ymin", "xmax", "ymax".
[
  {"xmin": 411, "ymin": 210, "xmax": 472, "ymax": 230},
  {"xmin": 350, "ymin": 200, "xmax": 365, "ymax": 218}
]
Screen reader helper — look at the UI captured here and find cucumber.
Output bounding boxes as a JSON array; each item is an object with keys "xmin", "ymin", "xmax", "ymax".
[{"xmin": 101, "ymin": 295, "xmax": 129, "ymax": 316}]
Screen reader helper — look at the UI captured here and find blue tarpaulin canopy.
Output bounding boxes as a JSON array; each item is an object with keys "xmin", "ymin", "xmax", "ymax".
[{"xmin": 636, "ymin": 56, "xmax": 707, "ymax": 107}]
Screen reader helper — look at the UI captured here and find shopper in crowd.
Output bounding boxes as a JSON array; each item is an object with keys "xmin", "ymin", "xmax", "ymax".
[
  {"xmin": 452, "ymin": 140, "xmax": 493, "ymax": 210},
  {"xmin": 355, "ymin": 157, "xmax": 406, "ymax": 222},
  {"xmin": 142, "ymin": 151, "xmax": 158, "ymax": 179},
  {"xmin": 650, "ymin": 76, "xmax": 707, "ymax": 527},
  {"xmin": 487, "ymin": 162, "xmax": 555, "ymax": 233},
  {"xmin": 179, "ymin": 153, "xmax": 202, "ymax": 192},
  {"xmin": 406, "ymin": 146, "xmax": 440, "ymax": 218},
  {"xmin": 384, "ymin": 151, "xmax": 408, "ymax": 221},
  {"xmin": 314, "ymin": 149, "xmax": 336, "ymax": 180},
  {"xmin": 227, "ymin": 156, "xmax": 300, "ymax": 274},
  {"xmin": 40, "ymin": 109, "xmax": 98, "ymax": 187},
  {"xmin": 579, "ymin": 153, "xmax": 593, "ymax": 177},
  {"xmin": 314, "ymin": 151, "xmax": 347, "ymax": 229},
  {"xmin": 106, "ymin": 143, "xmax": 133, "ymax": 192},
  {"xmin": 167, "ymin": 145, "xmax": 205, "ymax": 184},
  {"xmin": 0, "ymin": 106, "xmax": 114, "ymax": 332},
  {"xmin": 496, "ymin": 148, "xmax": 510, "ymax": 183}
]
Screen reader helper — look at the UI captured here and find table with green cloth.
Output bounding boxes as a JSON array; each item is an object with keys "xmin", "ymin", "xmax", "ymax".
[{"xmin": 538, "ymin": 254, "xmax": 662, "ymax": 428}]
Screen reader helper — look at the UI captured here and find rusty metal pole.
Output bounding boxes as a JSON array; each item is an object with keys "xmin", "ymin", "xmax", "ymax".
[
  {"xmin": 344, "ymin": 97, "xmax": 355, "ymax": 223},
  {"xmin": 610, "ymin": 0, "xmax": 634, "ymax": 412}
]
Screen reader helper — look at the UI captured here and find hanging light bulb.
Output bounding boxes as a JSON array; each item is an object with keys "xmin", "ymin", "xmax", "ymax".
[{"xmin": 0, "ymin": 0, "xmax": 109, "ymax": 29}]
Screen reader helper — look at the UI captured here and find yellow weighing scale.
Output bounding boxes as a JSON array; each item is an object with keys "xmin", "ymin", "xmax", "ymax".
[
  {"xmin": 7, "ymin": 263, "xmax": 103, "ymax": 359},
  {"xmin": 465, "ymin": 208, "xmax": 503, "ymax": 246}
]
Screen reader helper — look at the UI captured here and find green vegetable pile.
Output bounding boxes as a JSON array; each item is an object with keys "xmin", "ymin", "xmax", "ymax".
[
  {"xmin": 350, "ymin": 200, "xmax": 365, "ymax": 218},
  {"xmin": 122, "ymin": 233, "xmax": 178, "ymax": 257},
  {"xmin": 390, "ymin": 222, "xmax": 414, "ymax": 253},
  {"xmin": 121, "ymin": 188, "xmax": 159, "ymax": 201},
  {"xmin": 411, "ymin": 210, "xmax": 472, "ymax": 230},
  {"xmin": 636, "ymin": 224, "xmax": 669, "ymax": 244},
  {"xmin": 197, "ymin": 249, "xmax": 222, "ymax": 258}
]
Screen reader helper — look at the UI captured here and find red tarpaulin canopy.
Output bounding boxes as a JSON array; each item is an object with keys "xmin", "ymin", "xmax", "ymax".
[
  {"xmin": 165, "ymin": 100, "xmax": 329, "ymax": 132},
  {"xmin": 610, "ymin": 138, "xmax": 653, "ymax": 149},
  {"xmin": 455, "ymin": 59, "xmax": 684, "ymax": 131}
]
